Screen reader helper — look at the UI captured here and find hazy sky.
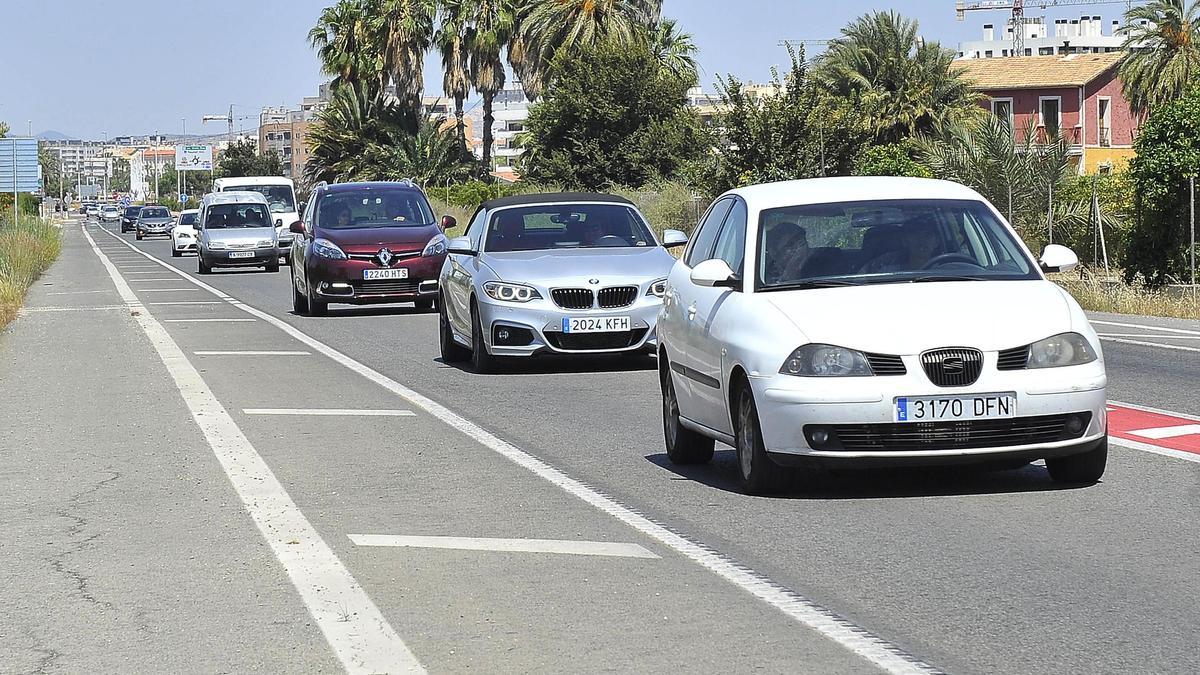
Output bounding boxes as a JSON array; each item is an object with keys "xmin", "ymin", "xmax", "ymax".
[{"xmin": 0, "ymin": 0, "xmax": 1129, "ymax": 139}]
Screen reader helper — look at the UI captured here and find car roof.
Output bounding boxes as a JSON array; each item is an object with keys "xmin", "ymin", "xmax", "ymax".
[
  {"xmin": 318, "ymin": 181, "xmax": 424, "ymax": 194},
  {"xmin": 214, "ymin": 176, "xmax": 294, "ymax": 186},
  {"xmin": 480, "ymin": 192, "xmax": 635, "ymax": 210},
  {"xmin": 726, "ymin": 177, "xmax": 986, "ymax": 212},
  {"xmin": 203, "ymin": 191, "xmax": 270, "ymax": 205}
]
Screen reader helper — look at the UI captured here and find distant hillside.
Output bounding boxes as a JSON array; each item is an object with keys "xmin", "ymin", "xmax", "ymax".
[{"xmin": 36, "ymin": 130, "xmax": 74, "ymax": 141}]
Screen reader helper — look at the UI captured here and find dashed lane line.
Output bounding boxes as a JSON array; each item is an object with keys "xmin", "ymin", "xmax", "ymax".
[
  {"xmin": 349, "ymin": 535, "xmax": 659, "ymax": 559},
  {"xmin": 243, "ymin": 408, "xmax": 415, "ymax": 416}
]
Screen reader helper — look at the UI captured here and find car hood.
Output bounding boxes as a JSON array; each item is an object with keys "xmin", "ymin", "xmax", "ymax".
[
  {"xmin": 318, "ymin": 224, "xmax": 440, "ymax": 254},
  {"xmin": 205, "ymin": 227, "xmax": 277, "ymax": 243},
  {"xmin": 140, "ymin": 218, "xmax": 173, "ymax": 225},
  {"xmin": 762, "ymin": 280, "xmax": 1072, "ymax": 354},
  {"xmin": 482, "ymin": 247, "xmax": 676, "ymax": 284}
]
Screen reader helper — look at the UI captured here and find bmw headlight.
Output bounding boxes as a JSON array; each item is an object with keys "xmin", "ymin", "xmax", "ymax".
[
  {"xmin": 483, "ymin": 281, "xmax": 541, "ymax": 303},
  {"xmin": 647, "ymin": 278, "xmax": 668, "ymax": 297},
  {"xmin": 313, "ymin": 238, "xmax": 347, "ymax": 260},
  {"xmin": 1027, "ymin": 332, "xmax": 1097, "ymax": 369},
  {"xmin": 209, "ymin": 241, "xmax": 227, "ymax": 250},
  {"xmin": 781, "ymin": 344, "xmax": 873, "ymax": 377},
  {"xmin": 422, "ymin": 234, "xmax": 448, "ymax": 257}
]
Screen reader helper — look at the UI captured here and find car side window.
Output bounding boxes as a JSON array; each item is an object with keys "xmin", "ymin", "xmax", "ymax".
[
  {"xmin": 466, "ymin": 209, "xmax": 487, "ymax": 250},
  {"xmin": 684, "ymin": 198, "xmax": 734, "ymax": 267},
  {"xmin": 711, "ymin": 199, "xmax": 747, "ymax": 275},
  {"xmin": 303, "ymin": 195, "xmax": 317, "ymax": 225}
]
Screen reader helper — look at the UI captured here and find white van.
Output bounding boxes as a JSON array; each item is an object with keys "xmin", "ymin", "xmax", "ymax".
[{"xmin": 213, "ymin": 176, "xmax": 299, "ymax": 265}]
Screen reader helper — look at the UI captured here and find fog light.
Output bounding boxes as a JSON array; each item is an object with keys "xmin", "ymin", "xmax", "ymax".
[
  {"xmin": 498, "ymin": 329, "xmax": 511, "ymax": 341},
  {"xmin": 812, "ymin": 430, "xmax": 830, "ymax": 445},
  {"xmin": 1066, "ymin": 415, "xmax": 1085, "ymax": 434}
]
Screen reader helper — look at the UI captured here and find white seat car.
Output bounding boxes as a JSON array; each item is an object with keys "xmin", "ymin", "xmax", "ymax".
[
  {"xmin": 171, "ymin": 209, "xmax": 199, "ymax": 257},
  {"xmin": 658, "ymin": 177, "xmax": 1107, "ymax": 494}
]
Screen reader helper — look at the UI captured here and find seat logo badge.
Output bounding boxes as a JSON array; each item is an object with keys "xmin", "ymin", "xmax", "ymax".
[
  {"xmin": 942, "ymin": 357, "xmax": 965, "ymax": 374},
  {"xmin": 378, "ymin": 248, "xmax": 393, "ymax": 266},
  {"xmin": 588, "ymin": 278, "xmax": 600, "ymax": 285}
]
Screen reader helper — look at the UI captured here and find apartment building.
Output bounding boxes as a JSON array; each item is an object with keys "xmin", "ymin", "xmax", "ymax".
[{"xmin": 959, "ymin": 15, "xmax": 1127, "ymax": 59}]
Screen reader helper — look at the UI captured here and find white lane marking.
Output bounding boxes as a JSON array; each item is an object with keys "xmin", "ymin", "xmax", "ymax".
[
  {"xmin": 1098, "ymin": 337, "xmax": 1200, "ymax": 353},
  {"xmin": 46, "ymin": 290, "xmax": 112, "ymax": 295},
  {"xmin": 82, "ymin": 227, "xmax": 424, "ymax": 674},
  {"xmin": 1090, "ymin": 319, "xmax": 1200, "ymax": 336},
  {"xmin": 97, "ymin": 226, "xmax": 938, "ymax": 675},
  {"xmin": 195, "ymin": 350, "xmax": 311, "ymax": 356},
  {"xmin": 1111, "ymin": 399, "xmax": 1200, "ymax": 422},
  {"xmin": 349, "ymin": 534, "xmax": 660, "ymax": 559},
  {"xmin": 127, "ymin": 278, "xmax": 186, "ymax": 282},
  {"xmin": 149, "ymin": 301, "xmax": 225, "ymax": 306},
  {"xmin": 1096, "ymin": 333, "xmax": 1200, "ymax": 340},
  {"xmin": 1128, "ymin": 424, "xmax": 1200, "ymax": 440},
  {"xmin": 1109, "ymin": 437, "xmax": 1200, "ymax": 465},
  {"xmin": 19, "ymin": 305, "xmax": 125, "ymax": 313},
  {"xmin": 139, "ymin": 288, "xmax": 200, "ymax": 293},
  {"xmin": 163, "ymin": 318, "xmax": 256, "ymax": 323},
  {"xmin": 244, "ymin": 408, "xmax": 416, "ymax": 417}
]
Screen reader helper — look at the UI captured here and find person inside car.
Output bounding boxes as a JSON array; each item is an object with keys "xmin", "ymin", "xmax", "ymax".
[
  {"xmin": 859, "ymin": 221, "xmax": 941, "ymax": 274},
  {"xmin": 763, "ymin": 222, "xmax": 810, "ymax": 284}
]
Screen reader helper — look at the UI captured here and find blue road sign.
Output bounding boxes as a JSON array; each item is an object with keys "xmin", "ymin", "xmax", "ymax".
[{"xmin": 0, "ymin": 138, "xmax": 40, "ymax": 193}]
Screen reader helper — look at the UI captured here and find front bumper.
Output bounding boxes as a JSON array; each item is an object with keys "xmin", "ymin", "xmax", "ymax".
[
  {"xmin": 476, "ymin": 294, "xmax": 662, "ymax": 357},
  {"xmin": 309, "ymin": 254, "xmax": 442, "ymax": 305},
  {"xmin": 173, "ymin": 237, "xmax": 197, "ymax": 252},
  {"xmin": 748, "ymin": 362, "xmax": 1107, "ymax": 466},
  {"xmin": 201, "ymin": 248, "xmax": 280, "ymax": 267},
  {"xmin": 138, "ymin": 225, "xmax": 172, "ymax": 237}
]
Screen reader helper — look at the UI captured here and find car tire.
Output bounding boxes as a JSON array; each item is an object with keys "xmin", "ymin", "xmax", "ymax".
[
  {"xmin": 735, "ymin": 382, "xmax": 781, "ymax": 495},
  {"xmin": 1045, "ymin": 438, "xmax": 1107, "ymax": 484},
  {"xmin": 307, "ymin": 284, "xmax": 328, "ymax": 317},
  {"xmin": 265, "ymin": 260, "xmax": 280, "ymax": 273},
  {"xmin": 198, "ymin": 257, "xmax": 211, "ymax": 275},
  {"xmin": 439, "ymin": 296, "xmax": 470, "ymax": 363},
  {"xmin": 661, "ymin": 359, "xmax": 715, "ymax": 464},
  {"xmin": 292, "ymin": 275, "xmax": 310, "ymax": 315},
  {"xmin": 171, "ymin": 248, "xmax": 181, "ymax": 258},
  {"xmin": 136, "ymin": 230, "xmax": 143, "ymax": 240},
  {"xmin": 470, "ymin": 302, "xmax": 497, "ymax": 374}
]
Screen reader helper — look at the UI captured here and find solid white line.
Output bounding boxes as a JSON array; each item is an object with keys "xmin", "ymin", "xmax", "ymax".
[
  {"xmin": 46, "ymin": 290, "xmax": 112, "ymax": 295},
  {"xmin": 1096, "ymin": 333, "xmax": 1200, "ymax": 340},
  {"xmin": 82, "ymin": 227, "xmax": 424, "ymax": 674},
  {"xmin": 96, "ymin": 226, "xmax": 938, "ymax": 675},
  {"xmin": 1090, "ymin": 319, "xmax": 1200, "ymax": 336},
  {"xmin": 163, "ymin": 318, "xmax": 256, "ymax": 323},
  {"xmin": 149, "ymin": 301, "xmax": 225, "ymax": 306},
  {"xmin": 194, "ymin": 350, "xmax": 311, "ymax": 356},
  {"xmin": 139, "ymin": 288, "xmax": 199, "ymax": 293},
  {"xmin": 244, "ymin": 408, "xmax": 415, "ymax": 417},
  {"xmin": 1128, "ymin": 424, "xmax": 1200, "ymax": 440},
  {"xmin": 127, "ymin": 278, "xmax": 185, "ymax": 282},
  {"xmin": 1098, "ymin": 337, "xmax": 1200, "ymax": 353},
  {"xmin": 20, "ymin": 305, "xmax": 125, "ymax": 313},
  {"xmin": 349, "ymin": 534, "xmax": 659, "ymax": 559},
  {"xmin": 1110, "ymin": 437, "xmax": 1200, "ymax": 465}
]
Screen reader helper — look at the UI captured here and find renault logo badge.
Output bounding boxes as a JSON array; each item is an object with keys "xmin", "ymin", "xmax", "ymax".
[{"xmin": 378, "ymin": 248, "xmax": 393, "ymax": 266}]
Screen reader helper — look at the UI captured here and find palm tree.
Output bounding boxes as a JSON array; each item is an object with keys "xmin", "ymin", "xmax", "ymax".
[
  {"xmin": 467, "ymin": 0, "xmax": 516, "ymax": 172},
  {"xmin": 435, "ymin": 0, "xmax": 473, "ymax": 152},
  {"xmin": 820, "ymin": 11, "xmax": 979, "ymax": 143},
  {"xmin": 1119, "ymin": 0, "xmax": 1200, "ymax": 117},
  {"xmin": 646, "ymin": 18, "xmax": 698, "ymax": 85},
  {"xmin": 379, "ymin": 0, "xmax": 438, "ymax": 106},
  {"xmin": 366, "ymin": 116, "xmax": 476, "ymax": 185},
  {"xmin": 305, "ymin": 81, "xmax": 418, "ymax": 183},
  {"xmin": 308, "ymin": 0, "xmax": 385, "ymax": 91}
]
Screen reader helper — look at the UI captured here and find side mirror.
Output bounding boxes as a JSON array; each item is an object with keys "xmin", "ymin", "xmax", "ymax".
[
  {"xmin": 446, "ymin": 236, "xmax": 476, "ymax": 256},
  {"xmin": 441, "ymin": 215, "xmax": 457, "ymax": 230},
  {"xmin": 289, "ymin": 220, "xmax": 306, "ymax": 235},
  {"xmin": 690, "ymin": 258, "xmax": 739, "ymax": 289},
  {"xmin": 661, "ymin": 229, "xmax": 688, "ymax": 248},
  {"xmin": 275, "ymin": 218, "xmax": 284, "ymax": 228},
  {"xmin": 299, "ymin": 201, "xmax": 307, "ymax": 213},
  {"xmin": 1039, "ymin": 244, "xmax": 1078, "ymax": 273}
]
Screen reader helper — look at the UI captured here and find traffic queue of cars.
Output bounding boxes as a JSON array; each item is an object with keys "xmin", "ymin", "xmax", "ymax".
[{"xmin": 116, "ymin": 175, "xmax": 1110, "ymax": 494}]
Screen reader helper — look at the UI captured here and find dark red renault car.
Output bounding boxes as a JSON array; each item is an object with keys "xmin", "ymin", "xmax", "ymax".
[{"xmin": 290, "ymin": 181, "xmax": 453, "ymax": 316}]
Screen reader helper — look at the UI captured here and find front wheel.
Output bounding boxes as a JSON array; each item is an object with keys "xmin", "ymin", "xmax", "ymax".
[
  {"xmin": 135, "ymin": 230, "xmax": 143, "ymax": 240},
  {"xmin": 735, "ymin": 382, "xmax": 781, "ymax": 495},
  {"xmin": 470, "ymin": 303, "xmax": 497, "ymax": 374},
  {"xmin": 661, "ymin": 360, "xmax": 714, "ymax": 464},
  {"xmin": 171, "ymin": 248, "xmax": 181, "ymax": 258},
  {"xmin": 292, "ymin": 275, "xmax": 310, "ymax": 314},
  {"xmin": 439, "ymin": 296, "xmax": 470, "ymax": 362},
  {"xmin": 198, "ymin": 257, "xmax": 211, "ymax": 275},
  {"xmin": 307, "ymin": 284, "xmax": 328, "ymax": 316},
  {"xmin": 1045, "ymin": 439, "xmax": 1107, "ymax": 484},
  {"xmin": 265, "ymin": 260, "xmax": 280, "ymax": 273}
]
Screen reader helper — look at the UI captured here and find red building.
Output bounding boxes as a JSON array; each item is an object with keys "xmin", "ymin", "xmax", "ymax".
[{"xmin": 957, "ymin": 52, "xmax": 1136, "ymax": 174}]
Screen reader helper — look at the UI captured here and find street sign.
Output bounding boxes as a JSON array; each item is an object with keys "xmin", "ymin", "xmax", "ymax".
[
  {"xmin": 179, "ymin": 193, "xmax": 188, "ymax": 202},
  {"xmin": 0, "ymin": 138, "xmax": 40, "ymax": 193},
  {"xmin": 175, "ymin": 145, "xmax": 213, "ymax": 171}
]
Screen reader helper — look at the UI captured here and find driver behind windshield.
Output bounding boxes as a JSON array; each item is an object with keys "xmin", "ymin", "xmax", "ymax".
[{"xmin": 859, "ymin": 221, "xmax": 942, "ymax": 274}]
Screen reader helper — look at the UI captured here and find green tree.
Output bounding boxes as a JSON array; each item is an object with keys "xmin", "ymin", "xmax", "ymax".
[
  {"xmin": 854, "ymin": 142, "xmax": 932, "ymax": 178},
  {"xmin": 216, "ymin": 140, "xmax": 283, "ymax": 179},
  {"xmin": 521, "ymin": 38, "xmax": 705, "ymax": 189},
  {"xmin": 435, "ymin": 0, "xmax": 473, "ymax": 152},
  {"xmin": 1119, "ymin": 0, "xmax": 1200, "ymax": 117},
  {"xmin": 361, "ymin": 116, "xmax": 475, "ymax": 184},
  {"xmin": 305, "ymin": 80, "xmax": 420, "ymax": 183},
  {"xmin": 39, "ymin": 147, "xmax": 64, "ymax": 198},
  {"xmin": 644, "ymin": 17, "xmax": 698, "ymax": 85},
  {"xmin": 467, "ymin": 0, "xmax": 516, "ymax": 171},
  {"xmin": 1126, "ymin": 87, "xmax": 1200, "ymax": 286},
  {"xmin": 819, "ymin": 11, "xmax": 979, "ymax": 143},
  {"xmin": 380, "ymin": 0, "xmax": 437, "ymax": 105},
  {"xmin": 308, "ymin": 0, "xmax": 387, "ymax": 91},
  {"xmin": 0, "ymin": 121, "xmax": 8, "ymax": 138}
]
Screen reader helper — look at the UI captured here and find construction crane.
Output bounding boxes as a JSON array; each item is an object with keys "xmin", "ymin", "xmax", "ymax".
[{"xmin": 955, "ymin": 1, "xmax": 1134, "ymax": 57}]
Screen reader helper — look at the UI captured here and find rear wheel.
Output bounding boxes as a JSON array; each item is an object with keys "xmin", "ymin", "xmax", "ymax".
[
  {"xmin": 661, "ymin": 359, "xmax": 715, "ymax": 464},
  {"xmin": 470, "ymin": 302, "xmax": 497, "ymax": 374},
  {"xmin": 735, "ymin": 382, "xmax": 781, "ymax": 495},
  {"xmin": 1045, "ymin": 438, "xmax": 1107, "ymax": 484},
  {"xmin": 292, "ymin": 275, "xmax": 310, "ymax": 315},
  {"xmin": 439, "ymin": 296, "xmax": 470, "ymax": 362}
]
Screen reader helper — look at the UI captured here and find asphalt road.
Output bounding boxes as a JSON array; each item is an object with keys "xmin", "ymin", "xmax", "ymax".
[{"xmin": 3, "ymin": 218, "xmax": 1199, "ymax": 674}]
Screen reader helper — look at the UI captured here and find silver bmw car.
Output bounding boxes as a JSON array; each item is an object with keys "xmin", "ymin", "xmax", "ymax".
[{"xmin": 438, "ymin": 193, "xmax": 688, "ymax": 372}]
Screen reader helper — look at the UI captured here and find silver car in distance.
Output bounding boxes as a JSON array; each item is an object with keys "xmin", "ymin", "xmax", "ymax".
[{"xmin": 437, "ymin": 193, "xmax": 688, "ymax": 373}]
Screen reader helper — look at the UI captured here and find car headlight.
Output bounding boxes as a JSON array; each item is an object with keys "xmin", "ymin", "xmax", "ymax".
[
  {"xmin": 422, "ymin": 234, "xmax": 448, "ymax": 257},
  {"xmin": 257, "ymin": 239, "xmax": 275, "ymax": 248},
  {"xmin": 1027, "ymin": 332, "xmax": 1097, "ymax": 369},
  {"xmin": 313, "ymin": 238, "xmax": 347, "ymax": 260},
  {"xmin": 647, "ymin": 278, "xmax": 668, "ymax": 297},
  {"xmin": 177, "ymin": 232, "xmax": 192, "ymax": 239},
  {"xmin": 781, "ymin": 344, "xmax": 873, "ymax": 377},
  {"xmin": 209, "ymin": 241, "xmax": 227, "ymax": 250},
  {"xmin": 483, "ymin": 281, "xmax": 541, "ymax": 303}
]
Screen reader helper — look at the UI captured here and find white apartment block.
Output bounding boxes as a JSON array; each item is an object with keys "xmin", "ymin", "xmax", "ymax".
[{"xmin": 959, "ymin": 15, "xmax": 1128, "ymax": 59}]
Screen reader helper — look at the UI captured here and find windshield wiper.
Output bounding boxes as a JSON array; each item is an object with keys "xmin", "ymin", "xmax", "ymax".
[
  {"xmin": 760, "ymin": 279, "xmax": 859, "ymax": 292},
  {"xmin": 909, "ymin": 274, "xmax": 988, "ymax": 283}
]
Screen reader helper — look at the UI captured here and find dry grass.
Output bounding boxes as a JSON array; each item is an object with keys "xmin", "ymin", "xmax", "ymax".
[
  {"xmin": 428, "ymin": 196, "xmax": 473, "ymax": 239},
  {"xmin": 0, "ymin": 217, "xmax": 64, "ymax": 329},
  {"xmin": 1053, "ymin": 272, "xmax": 1200, "ymax": 321}
]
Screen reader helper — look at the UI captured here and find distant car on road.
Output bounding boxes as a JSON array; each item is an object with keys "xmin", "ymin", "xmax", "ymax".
[
  {"xmin": 99, "ymin": 204, "xmax": 120, "ymax": 223},
  {"xmin": 85, "ymin": 204, "xmax": 99, "ymax": 220},
  {"xmin": 657, "ymin": 177, "xmax": 1108, "ymax": 494},
  {"xmin": 290, "ymin": 180, "xmax": 446, "ymax": 316},
  {"xmin": 171, "ymin": 209, "xmax": 199, "ymax": 257},
  {"xmin": 438, "ymin": 193, "xmax": 688, "ymax": 373},
  {"xmin": 135, "ymin": 206, "xmax": 174, "ymax": 240},
  {"xmin": 213, "ymin": 176, "xmax": 300, "ymax": 265},
  {"xmin": 196, "ymin": 192, "xmax": 279, "ymax": 274},
  {"xmin": 120, "ymin": 206, "xmax": 143, "ymax": 233}
]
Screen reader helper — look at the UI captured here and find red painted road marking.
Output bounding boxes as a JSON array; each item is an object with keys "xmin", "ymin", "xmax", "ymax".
[{"xmin": 1107, "ymin": 403, "xmax": 1200, "ymax": 456}]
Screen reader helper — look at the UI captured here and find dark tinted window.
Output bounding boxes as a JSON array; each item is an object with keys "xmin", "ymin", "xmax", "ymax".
[
  {"xmin": 222, "ymin": 185, "xmax": 295, "ymax": 213},
  {"xmin": 484, "ymin": 203, "xmax": 654, "ymax": 252},
  {"xmin": 125, "ymin": 207, "xmax": 142, "ymax": 217},
  {"xmin": 140, "ymin": 207, "xmax": 169, "ymax": 218},
  {"xmin": 315, "ymin": 188, "xmax": 434, "ymax": 229},
  {"xmin": 178, "ymin": 213, "xmax": 198, "ymax": 226}
]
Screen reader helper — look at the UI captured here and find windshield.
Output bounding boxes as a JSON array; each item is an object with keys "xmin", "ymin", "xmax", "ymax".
[
  {"xmin": 179, "ymin": 213, "xmax": 198, "ymax": 226},
  {"xmin": 204, "ymin": 203, "xmax": 271, "ymax": 228},
  {"xmin": 224, "ymin": 185, "xmax": 296, "ymax": 213},
  {"xmin": 315, "ymin": 188, "xmax": 434, "ymax": 229},
  {"xmin": 756, "ymin": 199, "xmax": 1038, "ymax": 290},
  {"xmin": 141, "ymin": 207, "xmax": 169, "ymax": 218},
  {"xmin": 125, "ymin": 207, "xmax": 142, "ymax": 217},
  {"xmin": 485, "ymin": 203, "xmax": 655, "ymax": 253}
]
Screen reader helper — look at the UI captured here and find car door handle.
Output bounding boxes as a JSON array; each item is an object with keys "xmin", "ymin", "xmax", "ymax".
[{"xmin": 686, "ymin": 303, "xmax": 697, "ymax": 320}]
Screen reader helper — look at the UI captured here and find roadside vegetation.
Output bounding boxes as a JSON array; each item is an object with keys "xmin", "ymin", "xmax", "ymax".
[{"xmin": 0, "ymin": 215, "xmax": 63, "ymax": 330}]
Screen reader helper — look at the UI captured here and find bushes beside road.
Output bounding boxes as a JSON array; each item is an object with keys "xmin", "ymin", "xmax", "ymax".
[{"xmin": 0, "ymin": 216, "xmax": 63, "ymax": 329}]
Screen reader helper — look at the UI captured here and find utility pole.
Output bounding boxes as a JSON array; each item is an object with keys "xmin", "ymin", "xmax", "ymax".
[{"xmin": 1191, "ymin": 176, "xmax": 1196, "ymax": 302}]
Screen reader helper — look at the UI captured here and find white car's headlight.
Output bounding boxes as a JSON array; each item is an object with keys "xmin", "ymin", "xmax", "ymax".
[
  {"xmin": 209, "ymin": 241, "xmax": 227, "ymax": 250},
  {"xmin": 177, "ymin": 232, "xmax": 192, "ymax": 239},
  {"xmin": 422, "ymin": 234, "xmax": 448, "ymax": 257},
  {"xmin": 647, "ymin": 278, "xmax": 668, "ymax": 297},
  {"xmin": 1027, "ymin": 332, "xmax": 1097, "ymax": 369},
  {"xmin": 781, "ymin": 344, "xmax": 873, "ymax": 377},
  {"xmin": 313, "ymin": 238, "xmax": 347, "ymax": 260},
  {"xmin": 483, "ymin": 281, "xmax": 541, "ymax": 303},
  {"xmin": 257, "ymin": 239, "xmax": 275, "ymax": 248}
]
